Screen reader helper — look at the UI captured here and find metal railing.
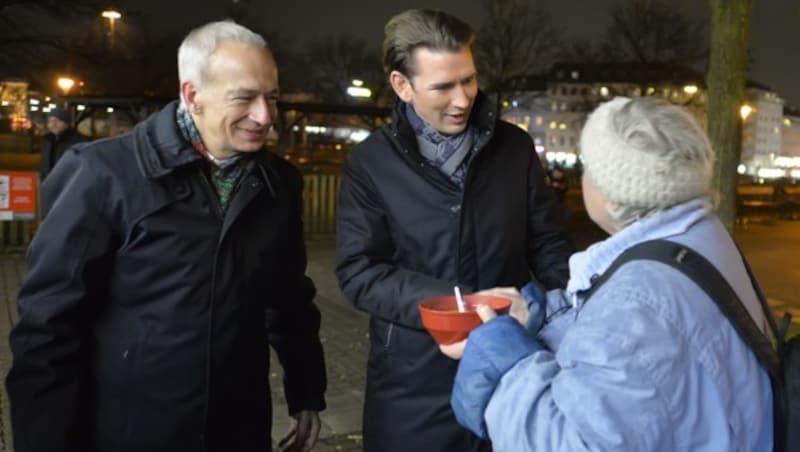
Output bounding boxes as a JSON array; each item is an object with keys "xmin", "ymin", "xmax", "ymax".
[
  {"xmin": 0, "ymin": 221, "xmax": 33, "ymax": 249},
  {"xmin": 303, "ymin": 174, "xmax": 341, "ymax": 236}
]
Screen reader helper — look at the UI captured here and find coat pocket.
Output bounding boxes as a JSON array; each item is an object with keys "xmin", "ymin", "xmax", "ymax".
[{"xmin": 92, "ymin": 319, "xmax": 150, "ymax": 444}]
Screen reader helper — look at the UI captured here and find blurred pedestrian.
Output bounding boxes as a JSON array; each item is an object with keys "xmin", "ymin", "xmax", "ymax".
[{"xmin": 38, "ymin": 107, "xmax": 87, "ymax": 181}]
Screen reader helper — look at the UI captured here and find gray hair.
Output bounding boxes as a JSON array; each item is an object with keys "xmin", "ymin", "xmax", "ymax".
[
  {"xmin": 178, "ymin": 20, "xmax": 268, "ymax": 87},
  {"xmin": 582, "ymin": 97, "xmax": 715, "ymax": 227},
  {"xmin": 382, "ymin": 9, "xmax": 474, "ymax": 78}
]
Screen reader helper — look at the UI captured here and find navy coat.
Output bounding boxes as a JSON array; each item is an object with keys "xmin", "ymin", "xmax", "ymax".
[
  {"xmin": 335, "ymin": 93, "xmax": 574, "ymax": 452},
  {"xmin": 7, "ymin": 101, "xmax": 326, "ymax": 452}
]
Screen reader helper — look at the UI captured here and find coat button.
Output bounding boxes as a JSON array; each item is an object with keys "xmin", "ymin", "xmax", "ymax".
[
  {"xmin": 175, "ymin": 184, "xmax": 187, "ymax": 195},
  {"xmin": 450, "ymin": 204, "xmax": 461, "ymax": 213}
]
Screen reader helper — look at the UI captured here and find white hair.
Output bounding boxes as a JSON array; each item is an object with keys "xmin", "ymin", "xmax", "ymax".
[
  {"xmin": 178, "ymin": 20, "xmax": 268, "ymax": 87},
  {"xmin": 580, "ymin": 97, "xmax": 715, "ymax": 227}
]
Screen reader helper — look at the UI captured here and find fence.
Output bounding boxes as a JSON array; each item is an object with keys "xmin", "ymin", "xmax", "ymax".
[
  {"xmin": 0, "ymin": 173, "xmax": 344, "ymax": 249},
  {"xmin": 737, "ymin": 184, "xmax": 800, "ymax": 223},
  {"xmin": 4, "ymin": 176, "xmax": 800, "ymax": 248},
  {"xmin": 303, "ymin": 173, "xmax": 341, "ymax": 236},
  {"xmin": 0, "ymin": 221, "xmax": 33, "ymax": 249}
]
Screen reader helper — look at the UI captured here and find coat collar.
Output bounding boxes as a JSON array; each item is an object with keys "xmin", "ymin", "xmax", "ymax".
[
  {"xmin": 389, "ymin": 91, "xmax": 498, "ymax": 150},
  {"xmin": 133, "ymin": 100, "xmax": 204, "ymax": 179},
  {"xmin": 566, "ymin": 198, "xmax": 714, "ymax": 296},
  {"xmin": 132, "ymin": 100, "xmax": 275, "ymax": 193}
]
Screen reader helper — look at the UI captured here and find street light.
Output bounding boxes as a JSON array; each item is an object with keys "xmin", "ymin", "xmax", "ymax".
[
  {"xmin": 683, "ymin": 84, "xmax": 699, "ymax": 95},
  {"xmin": 740, "ymin": 104, "xmax": 754, "ymax": 121},
  {"xmin": 57, "ymin": 77, "xmax": 75, "ymax": 95},
  {"xmin": 101, "ymin": 9, "xmax": 122, "ymax": 49},
  {"xmin": 347, "ymin": 80, "xmax": 372, "ymax": 99}
]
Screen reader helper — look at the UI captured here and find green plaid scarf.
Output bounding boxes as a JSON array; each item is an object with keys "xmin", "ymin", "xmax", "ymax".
[{"xmin": 176, "ymin": 103, "xmax": 247, "ymax": 214}]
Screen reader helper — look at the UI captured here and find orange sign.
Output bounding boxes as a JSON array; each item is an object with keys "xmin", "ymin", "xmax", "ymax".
[{"xmin": 0, "ymin": 171, "xmax": 37, "ymax": 220}]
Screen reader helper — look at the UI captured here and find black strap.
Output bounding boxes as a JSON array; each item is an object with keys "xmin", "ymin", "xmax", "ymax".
[
  {"xmin": 582, "ymin": 239, "xmax": 782, "ymax": 379},
  {"xmin": 582, "ymin": 239, "xmax": 786, "ymax": 452},
  {"xmin": 736, "ymin": 243, "xmax": 792, "ymax": 354}
]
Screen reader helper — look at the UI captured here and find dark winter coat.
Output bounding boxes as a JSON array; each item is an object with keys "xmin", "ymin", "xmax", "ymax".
[
  {"xmin": 38, "ymin": 127, "xmax": 87, "ymax": 181},
  {"xmin": 335, "ymin": 92, "xmax": 575, "ymax": 452},
  {"xmin": 7, "ymin": 101, "xmax": 326, "ymax": 452}
]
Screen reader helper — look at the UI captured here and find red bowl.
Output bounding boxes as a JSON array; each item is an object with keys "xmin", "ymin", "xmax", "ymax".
[{"xmin": 418, "ymin": 294, "xmax": 512, "ymax": 345}]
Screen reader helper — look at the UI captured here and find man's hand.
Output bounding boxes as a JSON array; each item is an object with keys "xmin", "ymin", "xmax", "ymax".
[
  {"xmin": 278, "ymin": 410, "xmax": 321, "ymax": 452},
  {"xmin": 439, "ymin": 304, "xmax": 497, "ymax": 360}
]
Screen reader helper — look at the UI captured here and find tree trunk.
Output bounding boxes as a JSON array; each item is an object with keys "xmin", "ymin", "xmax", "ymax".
[{"xmin": 706, "ymin": 0, "xmax": 753, "ymax": 232}]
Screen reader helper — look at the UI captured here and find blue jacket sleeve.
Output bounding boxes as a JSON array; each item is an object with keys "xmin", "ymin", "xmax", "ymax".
[
  {"xmin": 451, "ymin": 316, "xmax": 544, "ymax": 438},
  {"xmin": 479, "ymin": 300, "xmax": 676, "ymax": 451}
]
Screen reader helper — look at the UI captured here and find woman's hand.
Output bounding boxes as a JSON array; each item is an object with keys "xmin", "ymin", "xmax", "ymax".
[
  {"xmin": 475, "ymin": 286, "xmax": 528, "ymax": 325},
  {"xmin": 439, "ymin": 304, "xmax": 497, "ymax": 360}
]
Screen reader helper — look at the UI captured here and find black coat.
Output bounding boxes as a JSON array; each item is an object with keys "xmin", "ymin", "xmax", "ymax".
[
  {"xmin": 7, "ymin": 101, "xmax": 326, "ymax": 452},
  {"xmin": 335, "ymin": 93, "xmax": 575, "ymax": 452},
  {"xmin": 38, "ymin": 127, "xmax": 87, "ymax": 181}
]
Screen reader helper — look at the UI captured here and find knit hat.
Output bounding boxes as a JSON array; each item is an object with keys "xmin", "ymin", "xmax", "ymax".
[
  {"xmin": 579, "ymin": 97, "xmax": 714, "ymax": 209},
  {"xmin": 47, "ymin": 107, "xmax": 70, "ymax": 125}
]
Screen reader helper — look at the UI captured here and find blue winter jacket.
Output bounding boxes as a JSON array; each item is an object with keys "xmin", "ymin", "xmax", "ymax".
[{"xmin": 452, "ymin": 198, "xmax": 773, "ymax": 451}]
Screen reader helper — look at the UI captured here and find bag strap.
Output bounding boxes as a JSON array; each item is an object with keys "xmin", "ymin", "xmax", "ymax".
[
  {"xmin": 582, "ymin": 239, "xmax": 781, "ymax": 378},
  {"xmin": 582, "ymin": 239, "xmax": 786, "ymax": 452},
  {"xmin": 736, "ymin": 244, "xmax": 792, "ymax": 353}
]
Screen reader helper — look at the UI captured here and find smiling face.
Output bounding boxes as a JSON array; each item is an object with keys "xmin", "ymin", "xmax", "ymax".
[
  {"xmin": 390, "ymin": 47, "xmax": 478, "ymax": 136},
  {"xmin": 181, "ymin": 40, "xmax": 279, "ymax": 159}
]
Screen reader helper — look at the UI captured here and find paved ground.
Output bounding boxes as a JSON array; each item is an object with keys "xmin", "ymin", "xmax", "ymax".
[{"xmin": 0, "ymin": 212, "xmax": 798, "ymax": 451}]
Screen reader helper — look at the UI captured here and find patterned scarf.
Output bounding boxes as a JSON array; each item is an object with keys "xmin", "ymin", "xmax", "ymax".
[
  {"xmin": 176, "ymin": 103, "xmax": 247, "ymax": 214},
  {"xmin": 405, "ymin": 103, "xmax": 476, "ymax": 188}
]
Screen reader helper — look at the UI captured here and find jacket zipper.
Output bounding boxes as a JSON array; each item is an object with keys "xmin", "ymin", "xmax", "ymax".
[
  {"xmin": 197, "ymin": 167, "xmax": 224, "ymax": 220},
  {"xmin": 385, "ymin": 323, "xmax": 394, "ymax": 350},
  {"xmin": 195, "ymin": 167, "xmax": 223, "ymax": 451}
]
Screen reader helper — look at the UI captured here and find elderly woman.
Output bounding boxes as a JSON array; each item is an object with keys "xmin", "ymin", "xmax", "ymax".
[{"xmin": 441, "ymin": 97, "xmax": 773, "ymax": 451}]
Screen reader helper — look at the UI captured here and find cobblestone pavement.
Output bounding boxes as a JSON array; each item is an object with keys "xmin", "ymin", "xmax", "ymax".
[{"xmin": 0, "ymin": 219, "xmax": 799, "ymax": 451}]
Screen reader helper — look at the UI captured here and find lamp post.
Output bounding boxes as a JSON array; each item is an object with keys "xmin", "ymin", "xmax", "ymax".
[
  {"xmin": 101, "ymin": 9, "xmax": 122, "ymax": 50},
  {"xmin": 57, "ymin": 77, "xmax": 75, "ymax": 95},
  {"xmin": 347, "ymin": 79, "xmax": 372, "ymax": 99},
  {"xmin": 740, "ymin": 104, "xmax": 754, "ymax": 120}
]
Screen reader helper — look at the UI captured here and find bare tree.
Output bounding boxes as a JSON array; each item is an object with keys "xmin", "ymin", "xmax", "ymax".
[
  {"xmin": 476, "ymin": 0, "xmax": 561, "ymax": 108},
  {"xmin": 0, "ymin": 0, "xmax": 103, "ymax": 72},
  {"xmin": 301, "ymin": 35, "xmax": 385, "ymax": 104},
  {"xmin": 600, "ymin": 0, "xmax": 708, "ymax": 66},
  {"xmin": 706, "ymin": 0, "xmax": 753, "ymax": 231},
  {"xmin": 557, "ymin": 40, "xmax": 604, "ymax": 64}
]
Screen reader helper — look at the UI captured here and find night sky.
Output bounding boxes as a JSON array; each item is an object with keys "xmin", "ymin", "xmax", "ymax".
[{"xmin": 130, "ymin": 0, "xmax": 800, "ymax": 107}]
